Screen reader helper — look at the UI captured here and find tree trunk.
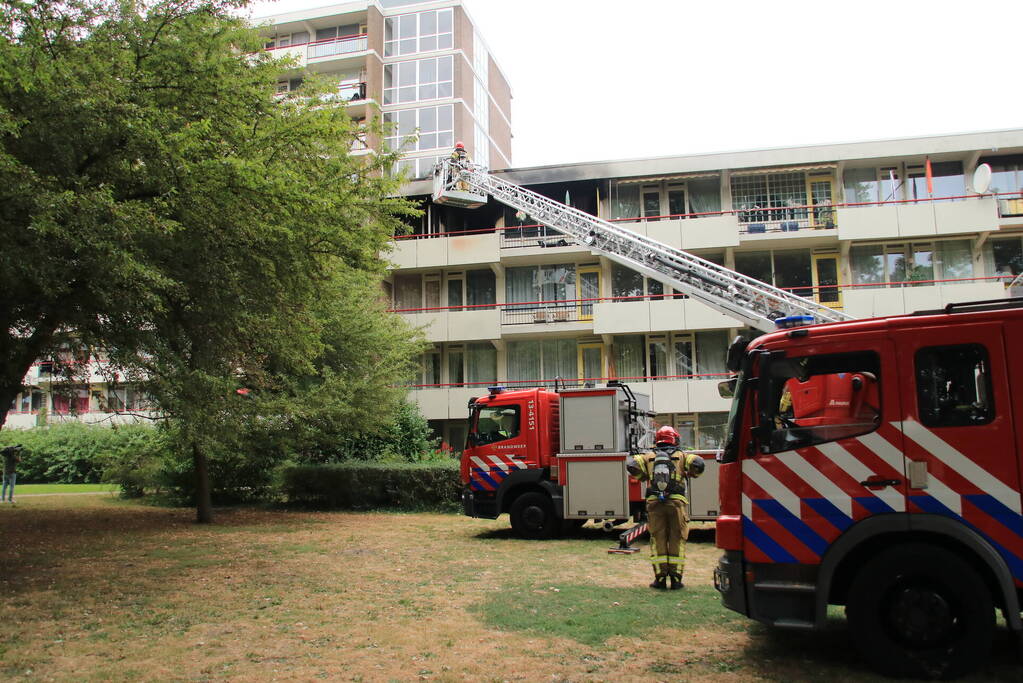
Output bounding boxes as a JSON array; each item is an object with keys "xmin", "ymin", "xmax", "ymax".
[{"xmin": 192, "ymin": 441, "xmax": 213, "ymax": 524}]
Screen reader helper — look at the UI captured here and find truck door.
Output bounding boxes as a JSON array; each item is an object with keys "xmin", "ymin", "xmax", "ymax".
[
  {"xmin": 742, "ymin": 338, "xmax": 906, "ymax": 565},
  {"xmin": 464, "ymin": 400, "xmax": 532, "ymax": 493},
  {"xmin": 895, "ymin": 322, "xmax": 1023, "ymax": 580}
]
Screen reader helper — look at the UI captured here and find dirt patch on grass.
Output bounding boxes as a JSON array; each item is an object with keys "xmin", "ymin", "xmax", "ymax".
[{"xmin": 0, "ymin": 497, "xmax": 1018, "ymax": 681}]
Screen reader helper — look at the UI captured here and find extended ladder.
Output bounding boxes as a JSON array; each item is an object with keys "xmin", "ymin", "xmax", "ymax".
[{"xmin": 434, "ymin": 160, "xmax": 853, "ymax": 334}]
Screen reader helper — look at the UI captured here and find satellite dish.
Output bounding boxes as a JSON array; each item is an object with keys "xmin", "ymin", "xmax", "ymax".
[{"xmin": 973, "ymin": 163, "xmax": 992, "ymax": 194}]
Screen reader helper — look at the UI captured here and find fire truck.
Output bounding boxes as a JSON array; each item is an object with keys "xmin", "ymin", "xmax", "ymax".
[{"xmin": 713, "ymin": 298, "xmax": 1023, "ymax": 678}]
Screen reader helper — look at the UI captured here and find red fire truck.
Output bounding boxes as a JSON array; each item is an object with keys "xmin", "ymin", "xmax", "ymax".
[
  {"xmin": 459, "ymin": 382, "xmax": 721, "ymax": 539},
  {"xmin": 713, "ymin": 298, "xmax": 1023, "ymax": 678}
]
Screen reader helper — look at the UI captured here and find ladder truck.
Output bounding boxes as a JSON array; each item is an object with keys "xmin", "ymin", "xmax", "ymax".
[{"xmin": 435, "ymin": 157, "xmax": 1023, "ymax": 678}]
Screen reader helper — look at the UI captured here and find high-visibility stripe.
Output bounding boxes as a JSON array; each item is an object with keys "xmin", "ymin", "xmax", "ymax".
[
  {"xmin": 815, "ymin": 441, "xmax": 906, "ymax": 513},
  {"xmin": 743, "ymin": 460, "xmax": 801, "ymax": 517},
  {"xmin": 898, "ymin": 419, "xmax": 1022, "ymax": 514},
  {"xmin": 776, "ymin": 451, "xmax": 853, "ymax": 519},
  {"xmin": 742, "ymin": 517, "xmax": 798, "ymax": 563},
  {"xmin": 754, "ymin": 498, "xmax": 828, "ymax": 558},
  {"xmin": 487, "ymin": 455, "xmax": 510, "ymax": 471},
  {"xmin": 742, "ymin": 493, "xmax": 753, "ymax": 521},
  {"xmin": 470, "ymin": 456, "xmax": 489, "ymax": 470}
]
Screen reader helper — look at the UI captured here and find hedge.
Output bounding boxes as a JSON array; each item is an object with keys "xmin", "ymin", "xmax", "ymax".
[{"xmin": 279, "ymin": 460, "xmax": 462, "ymax": 511}]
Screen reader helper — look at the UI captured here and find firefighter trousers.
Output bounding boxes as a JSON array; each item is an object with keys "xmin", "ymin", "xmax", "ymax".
[{"xmin": 647, "ymin": 498, "xmax": 688, "ymax": 577}]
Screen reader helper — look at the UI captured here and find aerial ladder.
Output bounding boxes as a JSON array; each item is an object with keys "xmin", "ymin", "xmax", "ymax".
[{"xmin": 433, "ymin": 158, "xmax": 854, "ymax": 334}]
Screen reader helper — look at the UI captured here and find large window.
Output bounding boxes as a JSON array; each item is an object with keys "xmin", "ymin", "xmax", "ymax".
[
  {"xmin": 384, "ymin": 56, "xmax": 453, "ymax": 105},
  {"xmin": 731, "ymin": 172, "xmax": 806, "ymax": 224},
  {"xmin": 983, "ymin": 155, "xmax": 1023, "ymax": 217},
  {"xmin": 506, "ymin": 339, "xmax": 577, "ymax": 387},
  {"xmin": 384, "ymin": 104, "xmax": 453, "ymax": 154},
  {"xmin": 907, "ymin": 162, "xmax": 965, "ymax": 200},
  {"xmin": 466, "ymin": 343, "xmax": 496, "ymax": 386},
  {"xmin": 843, "ymin": 166, "xmax": 903, "ymax": 203},
  {"xmin": 473, "ymin": 404, "xmax": 520, "ymax": 445},
  {"xmin": 608, "ymin": 177, "xmax": 721, "ymax": 220},
  {"xmin": 384, "ymin": 9, "xmax": 453, "ymax": 57},
  {"xmin": 612, "ymin": 332, "xmax": 727, "ymax": 381},
  {"xmin": 734, "ymin": 249, "xmax": 813, "ymax": 297},
  {"xmin": 505, "ymin": 265, "xmax": 576, "ymax": 305},
  {"xmin": 916, "ymin": 345, "xmax": 993, "ymax": 427},
  {"xmin": 850, "ymin": 240, "xmax": 973, "ymax": 288}
]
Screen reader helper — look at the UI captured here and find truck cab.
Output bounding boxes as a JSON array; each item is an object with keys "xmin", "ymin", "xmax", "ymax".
[{"xmin": 714, "ymin": 299, "xmax": 1023, "ymax": 679}]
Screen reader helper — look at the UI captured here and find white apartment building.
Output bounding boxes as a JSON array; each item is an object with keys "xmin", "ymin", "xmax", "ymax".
[
  {"xmin": 257, "ymin": 0, "xmax": 513, "ymax": 176},
  {"xmin": 387, "ymin": 129, "xmax": 1023, "ymax": 452}
]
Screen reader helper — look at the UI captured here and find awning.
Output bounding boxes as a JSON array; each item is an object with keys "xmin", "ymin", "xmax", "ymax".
[
  {"xmin": 729, "ymin": 164, "xmax": 837, "ymax": 177},
  {"xmin": 612, "ymin": 172, "xmax": 720, "ymax": 185}
]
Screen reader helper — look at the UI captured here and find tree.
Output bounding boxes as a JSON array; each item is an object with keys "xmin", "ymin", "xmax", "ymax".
[{"xmin": 0, "ymin": 0, "xmax": 423, "ymax": 521}]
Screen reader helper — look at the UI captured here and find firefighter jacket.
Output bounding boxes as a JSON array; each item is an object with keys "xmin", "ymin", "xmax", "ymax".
[{"xmin": 630, "ymin": 447, "xmax": 702, "ymax": 503}]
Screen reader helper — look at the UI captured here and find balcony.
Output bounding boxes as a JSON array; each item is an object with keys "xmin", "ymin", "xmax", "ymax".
[
  {"xmin": 612, "ymin": 213, "xmax": 740, "ymax": 250},
  {"xmin": 997, "ymin": 192, "xmax": 1023, "ymax": 228},
  {"xmin": 837, "ymin": 195, "xmax": 999, "ymax": 240},
  {"xmin": 592, "ymin": 296, "xmax": 736, "ymax": 334},
  {"xmin": 388, "ymin": 230, "xmax": 500, "ymax": 269},
  {"xmin": 392, "ymin": 304, "xmax": 501, "ymax": 343},
  {"xmin": 262, "ymin": 33, "xmax": 369, "ymax": 69},
  {"xmin": 405, "ymin": 374, "xmax": 732, "ymax": 418}
]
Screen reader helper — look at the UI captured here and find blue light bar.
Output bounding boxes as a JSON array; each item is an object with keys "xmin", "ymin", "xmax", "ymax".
[{"xmin": 774, "ymin": 315, "xmax": 815, "ymax": 329}]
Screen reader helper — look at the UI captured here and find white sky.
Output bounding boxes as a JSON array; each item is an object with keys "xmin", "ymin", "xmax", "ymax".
[{"xmin": 246, "ymin": 0, "xmax": 1023, "ymax": 168}]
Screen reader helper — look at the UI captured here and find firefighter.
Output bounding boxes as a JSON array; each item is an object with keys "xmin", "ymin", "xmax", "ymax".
[
  {"xmin": 627, "ymin": 426, "xmax": 705, "ymax": 590},
  {"xmin": 450, "ymin": 142, "xmax": 471, "ymax": 190}
]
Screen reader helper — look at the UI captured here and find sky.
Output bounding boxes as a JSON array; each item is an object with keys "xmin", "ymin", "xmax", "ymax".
[{"xmin": 245, "ymin": 0, "xmax": 1023, "ymax": 168}]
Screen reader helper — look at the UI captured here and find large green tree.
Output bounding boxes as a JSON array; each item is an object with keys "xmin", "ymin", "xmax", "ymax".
[{"xmin": 0, "ymin": 0, "xmax": 424, "ymax": 521}]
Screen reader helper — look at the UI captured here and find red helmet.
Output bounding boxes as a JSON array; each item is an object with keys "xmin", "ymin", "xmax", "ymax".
[
  {"xmin": 454, "ymin": 141, "xmax": 465, "ymax": 149},
  {"xmin": 655, "ymin": 425, "xmax": 679, "ymax": 446}
]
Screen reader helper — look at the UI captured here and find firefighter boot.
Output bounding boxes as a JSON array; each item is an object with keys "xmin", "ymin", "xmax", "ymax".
[
  {"xmin": 649, "ymin": 574, "xmax": 668, "ymax": 590},
  {"xmin": 669, "ymin": 573, "xmax": 684, "ymax": 590}
]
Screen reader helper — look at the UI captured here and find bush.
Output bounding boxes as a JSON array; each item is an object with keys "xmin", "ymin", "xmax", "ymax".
[
  {"xmin": 301, "ymin": 400, "xmax": 441, "ymax": 463},
  {"xmin": 0, "ymin": 423, "xmax": 167, "ymax": 485},
  {"xmin": 279, "ymin": 460, "xmax": 461, "ymax": 511}
]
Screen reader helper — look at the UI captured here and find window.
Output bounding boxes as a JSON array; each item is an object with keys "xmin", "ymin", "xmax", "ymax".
[
  {"xmin": 420, "ymin": 348, "xmax": 441, "ymax": 386},
  {"xmin": 506, "ymin": 339, "xmax": 577, "ymax": 387},
  {"xmin": 843, "ymin": 166, "xmax": 903, "ymax": 203},
  {"xmin": 384, "ymin": 9, "xmax": 453, "ymax": 57},
  {"xmin": 916, "ymin": 345, "xmax": 993, "ymax": 427},
  {"xmin": 734, "ymin": 250, "xmax": 812, "ymax": 297},
  {"xmin": 731, "ymin": 172, "xmax": 806, "ymax": 224},
  {"xmin": 611, "ymin": 263, "xmax": 676, "ymax": 300},
  {"xmin": 608, "ymin": 177, "xmax": 721, "ymax": 220},
  {"xmin": 309, "ymin": 24, "xmax": 367, "ymax": 58},
  {"xmin": 612, "ymin": 333, "xmax": 725, "ymax": 380},
  {"xmin": 383, "ymin": 56, "xmax": 453, "ymax": 105},
  {"xmin": 759, "ymin": 351, "xmax": 881, "ymax": 453},
  {"xmin": 505, "ymin": 265, "xmax": 576, "ymax": 306},
  {"xmin": 393, "ymin": 274, "xmax": 422, "ymax": 310},
  {"xmin": 697, "ymin": 412, "xmax": 728, "ymax": 450},
  {"xmin": 275, "ymin": 77, "xmax": 304, "ymax": 94},
  {"xmin": 384, "ymin": 104, "xmax": 453, "ymax": 155},
  {"xmin": 850, "ymin": 240, "xmax": 974, "ymax": 288},
  {"xmin": 982, "ymin": 155, "xmax": 1023, "ymax": 217},
  {"xmin": 466, "ymin": 343, "xmax": 496, "ymax": 386},
  {"xmin": 907, "ymin": 161, "xmax": 965, "ymax": 200},
  {"xmin": 473, "ymin": 404, "xmax": 520, "ymax": 445}
]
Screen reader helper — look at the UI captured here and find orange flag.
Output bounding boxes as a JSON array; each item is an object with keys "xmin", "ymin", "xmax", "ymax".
[{"xmin": 925, "ymin": 157, "xmax": 934, "ymax": 196}]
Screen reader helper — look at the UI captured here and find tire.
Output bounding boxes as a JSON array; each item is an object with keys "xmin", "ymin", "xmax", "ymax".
[
  {"xmin": 845, "ymin": 543, "xmax": 995, "ymax": 680},
  {"xmin": 509, "ymin": 491, "xmax": 559, "ymax": 540}
]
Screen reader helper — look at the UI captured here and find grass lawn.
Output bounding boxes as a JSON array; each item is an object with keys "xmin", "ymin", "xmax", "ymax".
[
  {"xmin": 13, "ymin": 483, "xmax": 118, "ymax": 495},
  {"xmin": 0, "ymin": 496, "xmax": 1018, "ymax": 681}
]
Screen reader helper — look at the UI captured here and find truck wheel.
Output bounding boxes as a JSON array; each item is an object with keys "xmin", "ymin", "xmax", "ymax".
[
  {"xmin": 845, "ymin": 543, "xmax": 994, "ymax": 679},
  {"xmin": 509, "ymin": 492, "xmax": 559, "ymax": 540}
]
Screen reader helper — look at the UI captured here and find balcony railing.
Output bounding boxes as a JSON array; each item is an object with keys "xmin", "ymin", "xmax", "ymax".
[{"xmin": 308, "ymin": 33, "xmax": 368, "ymax": 59}]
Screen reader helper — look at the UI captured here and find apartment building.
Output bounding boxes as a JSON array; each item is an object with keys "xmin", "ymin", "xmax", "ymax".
[
  {"xmin": 388, "ymin": 129, "xmax": 1023, "ymax": 452},
  {"xmin": 257, "ymin": 0, "xmax": 513, "ymax": 176}
]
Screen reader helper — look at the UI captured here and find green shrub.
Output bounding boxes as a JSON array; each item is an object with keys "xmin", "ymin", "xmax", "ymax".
[
  {"xmin": 300, "ymin": 400, "xmax": 441, "ymax": 463},
  {"xmin": 0, "ymin": 423, "xmax": 167, "ymax": 485},
  {"xmin": 279, "ymin": 460, "xmax": 461, "ymax": 511}
]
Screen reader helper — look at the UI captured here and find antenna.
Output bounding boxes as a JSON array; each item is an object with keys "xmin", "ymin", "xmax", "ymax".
[{"xmin": 973, "ymin": 163, "xmax": 993, "ymax": 194}]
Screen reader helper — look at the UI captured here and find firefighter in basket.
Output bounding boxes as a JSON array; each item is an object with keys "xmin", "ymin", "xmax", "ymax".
[
  {"xmin": 450, "ymin": 142, "xmax": 471, "ymax": 190},
  {"xmin": 626, "ymin": 426, "xmax": 705, "ymax": 590}
]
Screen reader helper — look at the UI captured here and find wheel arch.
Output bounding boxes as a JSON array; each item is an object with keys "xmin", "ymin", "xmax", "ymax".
[
  {"xmin": 495, "ymin": 470, "xmax": 561, "ymax": 517},
  {"xmin": 816, "ymin": 513, "xmax": 1021, "ymax": 631}
]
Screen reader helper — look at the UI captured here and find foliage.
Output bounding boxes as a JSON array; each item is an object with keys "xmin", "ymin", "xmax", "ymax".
[
  {"xmin": 279, "ymin": 461, "xmax": 461, "ymax": 511},
  {"xmin": 0, "ymin": 423, "xmax": 165, "ymax": 486},
  {"xmin": 0, "ymin": 0, "xmax": 424, "ymax": 520},
  {"xmin": 300, "ymin": 399, "xmax": 441, "ymax": 464}
]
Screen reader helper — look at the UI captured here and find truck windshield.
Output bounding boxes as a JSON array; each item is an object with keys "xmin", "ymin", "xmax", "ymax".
[
  {"xmin": 720, "ymin": 369, "xmax": 746, "ymax": 464},
  {"xmin": 471, "ymin": 405, "xmax": 521, "ymax": 445}
]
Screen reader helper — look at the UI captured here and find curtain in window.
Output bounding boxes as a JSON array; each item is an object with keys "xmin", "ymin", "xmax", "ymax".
[
  {"xmin": 935, "ymin": 240, "xmax": 973, "ymax": 281},
  {"xmin": 612, "ymin": 263, "xmax": 644, "ymax": 298},
  {"xmin": 466, "ymin": 343, "xmax": 496, "ymax": 385},
  {"xmin": 542, "ymin": 339, "xmax": 577, "ymax": 383},
  {"xmin": 610, "ymin": 183, "xmax": 640, "ymax": 220},
  {"xmin": 687, "ymin": 178, "xmax": 721, "ymax": 214},
  {"xmin": 466, "ymin": 269, "xmax": 495, "ymax": 309},
  {"xmin": 539, "ymin": 265, "xmax": 575, "ymax": 301},
  {"xmin": 696, "ymin": 331, "xmax": 728, "ymax": 375},
  {"xmin": 507, "ymin": 341, "xmax": 540, "ymax": 386},
  {"xmin": 394, "ymin": 274, "xmax": 422, "ymax": 310},
  {"xmin": 612, "ymin": 336, "xmax": 645, "ymax": 380},
  {"xmin": 505, "ymin": 267, "xmax": 536, "ymax": 308}
]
